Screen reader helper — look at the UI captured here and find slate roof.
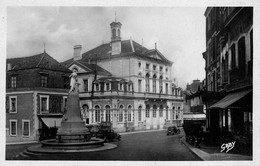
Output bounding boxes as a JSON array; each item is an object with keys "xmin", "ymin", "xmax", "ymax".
[
  {"xmin": 7, "ymin": 52, "xmax": 71, "ymax": 73},
  {"xmin": 62, "ymin": 39, "xmax": 172, "ymax": 66},
  {"xmin": 73, "ymin": 60, "xmax": 112, "ymax": 76}
]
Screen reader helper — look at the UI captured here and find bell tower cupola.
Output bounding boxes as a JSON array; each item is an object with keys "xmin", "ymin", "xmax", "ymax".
[{"xmin": 110, "ymin": 14, "xmax": 122, "ymax": 55}]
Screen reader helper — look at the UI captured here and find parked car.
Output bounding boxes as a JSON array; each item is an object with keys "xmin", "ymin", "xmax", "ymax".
[
  {"xmin": 96, "ymin": 128, "xmax": 121, "ymax": 142},
  {"xmin": 167, "ymin": 126, "xmax": 180, "ymax": 136}
]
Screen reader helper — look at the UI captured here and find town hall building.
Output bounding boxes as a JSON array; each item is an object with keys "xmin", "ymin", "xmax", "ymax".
[{"xmin": 62, "ymin": 19, "xmax": 184, "ymax": 132}]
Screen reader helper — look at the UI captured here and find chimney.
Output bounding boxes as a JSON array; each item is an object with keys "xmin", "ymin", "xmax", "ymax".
[
  {"xmin": 73, "ymin": 45, "xmax": 82, "ymax": 61},
  {"xmin": 155, "ymin": 43, "xmax": 157, "ymax": 49}
]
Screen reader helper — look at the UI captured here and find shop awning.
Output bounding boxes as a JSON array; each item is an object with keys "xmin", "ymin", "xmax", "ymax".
[
  {"xmin": 183, "ymin": 114, "xmax": 206, "ymax": 120},
  {"xmin": 208, "ymin": 89, "xmax": 251, "ymax": 109},
  {"xmin": 41, "ymin": 118, "xmax": 62, "ymax": 127}
]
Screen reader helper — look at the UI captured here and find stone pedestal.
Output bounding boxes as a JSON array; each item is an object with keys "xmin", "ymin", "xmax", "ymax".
[{"xmin": 56, "ymin": 91, "xmax": 91, "ymax": 143}]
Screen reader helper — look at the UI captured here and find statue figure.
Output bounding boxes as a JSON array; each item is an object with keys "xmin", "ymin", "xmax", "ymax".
[{"xmin": 69, "ymin": 68, "xmax": 78, "ymax": 93}]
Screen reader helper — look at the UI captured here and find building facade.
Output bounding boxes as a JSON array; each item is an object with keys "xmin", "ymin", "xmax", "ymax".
[
  {"xmin": 183, "ymin": 80, "xmax": 206, "ymax": 122},
  {"xmin": 203, "ymin": 7, "xmax": 253, "ymax": 144},
  {"xmin": 6, "ymin": 52, "xmax": 71, "ymax": 143},
  {"xmin": 62, "ymin": 20, "xmax": 184, "ymax": 132}
]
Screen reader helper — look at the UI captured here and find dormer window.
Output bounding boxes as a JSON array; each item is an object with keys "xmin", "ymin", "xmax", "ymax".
[
  {"xmin": 153, "ymin": 65, "xmax": 156, "ymax": 71},
  {"xmin": 95, "ymin": 83, "xmax": 100, "ymax": 91},
  {"xmin": 146, "ymin": 63, "xmax": 150, "ymax": 70},
  {"xmin": 119, "ymin": 83, "xmax": 123, "ymax": 91},
  {"xmin": 40, "ymin": 74, "xmax": 48, "ymax": 87},
  {"xmin": 160, "ymin": 66, "xmax": 163, "ymax": 72},
  {"xmin": 106, "ymin": 83, "xmax": 110, "ymax": 91}
]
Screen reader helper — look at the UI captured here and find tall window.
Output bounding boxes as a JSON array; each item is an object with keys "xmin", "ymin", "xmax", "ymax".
[
  {"xmin": 145, "ymin": 73, "xmax": 150, "ymax": 92},
  {"xmin": 159, "ymin": 76, "xmax": 163, "ymax": 93},
  {"xmin": 95, "ymin": 105, "xmax": 100, "ymax": 122},
  {"xmin": 106, "ymin": 83, "xmax": 110, "ymax": 91},
  {"xmin": 11, "ymin": 76, "xmax": 17, "ymax": 88},
  {"xmin": 118, "ymin": 29, "xmax": 121, "ymax": 37},
  {"xmin": 159, "ymin": 105, "xmax": 163, "ymax": 117},
  {"xmin": 9, "ymin": 96, "xmax": 17, "ymax": 113},
  {"xmin": 238, "ymin": 37, "xmax": 246, "ymax": 78},
  {"xmin": 138, "ymin": 106, "xmax": 142, "ymax": 121},
  {"xmin": 160, "ymin": 66, "xmax": 163, "ymax": 72},
  {"xmin": 138, "ymin": 80, "xmax": 142, "ymax": 92},
  {"xmin": 41, "ymin": 75, "xmax": 48, "ymax": 87},
  {"xmin": 84, "ymin": 79, "xmax": 88, "ymax": 92},
  {"xmin": 153, "ymin": 65, "xmax": 156, "ymax": 71},
  {"xmin": 118, "ymin": 105, "xmax": 123, "ymax": 122},
  {"xmin": 172, "ymin": 106, "xmax": 176, "ymax": 119},
  {"xmin": 127, "ymin": 105, "xmax": 132, "ymax": 121},
  {"xmin": 95, "ymin": 84, "xmax": 99, "ymax": 91},
  {"xmin": 165, "ymin": 83, "xmax": 168, "ymax": 94},
  {"xmin": 22, "ymin": 120, "xmax": 30, "ymax": 137},
  {"xmin": 40, "ymin": 95, "xmax": 49, "ymax": 113},
  {"xmin": 105, "ymin": 105, "xmax": 111, "ymax": 122},
  {"xmin": 153, "ymin": 105, "xmax": 157, "ymax": 118},
  {"xmin": 10, "ymin": 120, "xmax": 17, "ymax": 136},
  {"xmin": 146, "ymin": 104, "xmax": 150, "ymax": 118},
  {"xmin": 112, "ymin": 29, "xmax": 116, "ymax": 38},
  {"xmin": 231, "ymin": 44, "xmax": 236, "ymax": 69},
  {"xmin": 250, "ymin": 29, "xmax": 253, "ymax": 61},
  {"xmin": 146, "ymin": 63, "xmax": 150, "ymax": 70},
  {"xmin": 138, "ymin": 62, "xmax": 141, "ymax": 68},
  {"xmin": 83, "ymin": 104, "xmax": 89, "ymax": 124},
  {"xmin": 166, "ymin": 106, "xmax": 169, "ymax": 120},
  {"xmin": 153, "ymin": 74, "xmax": 156, "ymax": 93},
  {"xmin": 119, "ymin": 83, "xmax": 123, "ymax": 91}
]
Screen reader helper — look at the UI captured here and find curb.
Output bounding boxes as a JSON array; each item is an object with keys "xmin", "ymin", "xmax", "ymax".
[
  {"xmin": 6, "ymin": 141, "xmax": 38, "ymax": 146},
  {"xmin": 119, "ymin": 129, "xmax": 166, "ymax": 135},
  {"xmin": 180, "ymin": 136, "xmax": 204, "ymax": 161}
]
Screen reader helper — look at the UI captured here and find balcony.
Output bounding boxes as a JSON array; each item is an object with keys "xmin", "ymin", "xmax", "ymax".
[
  {"xmin": 224, "ymin": 76, "xmax": 252, "ymax": 92},
  {"xmin": 79, "ymin": 90, "xmax": 183, "ymax": 100}
]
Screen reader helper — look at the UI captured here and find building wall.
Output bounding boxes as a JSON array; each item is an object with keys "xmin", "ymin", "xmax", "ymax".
[{"xmin": 6, "ymin": 93, "xmax": 35, "ymax": 142}]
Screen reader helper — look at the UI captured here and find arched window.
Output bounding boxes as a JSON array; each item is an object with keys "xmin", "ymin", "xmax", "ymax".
[
  {"xmin": 112, "ymin": 29, "xmax": 116, "ymax": 38},
  {"xmin": 159, "ymin": 105, "xmax": 163, "ymax": 117},
  {"xmin": 105, "ymin": 105, "xmax": 110, "ymax": 122},
  {"xmin": 153, "ymin": 105, "xmax": 157, "ymax": 118},
  {"xmin": 159, "ymin": 75, "xmax": 163, "ymax": 93},
  {"xmin": 95, "ymin": 105, "xmax": 100, "ymax": 122},
  {"xmin": 146, "ymin": 104, "xmax": 150, "ymax": 118},
  {"xmin": 118, "ymin": 29, "xmax": 121, "ymax": 37},
  {"xmin": 138, "ymin": 105, "xmax": 142, "ymax": 121},
  {"xmin": 127, "ymin": 105, "xmax": 132, "ymax": 121},
  {"xmin": 138, "ymin": 62, "xmax": 141, "ymax": 68},
  {"xmin": 153, "ymin": 74, "xmax": 157, "ymax": 93},
  {"xmin": 118, "ymin": 105, "xmax": 124, "ymax": 122},
  {"xmin": 145, "ymin": 73, "xmax": 150, "ymax": 92},
  {"xmin": 82, "ymin": 104, "xmax": 89, "ymax": 124}
]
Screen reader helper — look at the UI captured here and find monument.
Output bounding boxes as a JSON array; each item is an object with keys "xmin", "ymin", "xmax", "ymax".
[{"xmin": 20, "ymin": 69, "xmax": 117, "ymax": 158}]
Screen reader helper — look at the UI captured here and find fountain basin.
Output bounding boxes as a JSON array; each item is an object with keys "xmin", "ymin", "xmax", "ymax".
[{"xmin": 41, "ymin": 138, "xmax": 104, "ymax": 150}]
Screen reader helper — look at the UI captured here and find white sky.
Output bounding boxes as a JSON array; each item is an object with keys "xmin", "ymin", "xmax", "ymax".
[{"xmin": 7, "ymin": 7, "xmax": 206, "ymax": 89}]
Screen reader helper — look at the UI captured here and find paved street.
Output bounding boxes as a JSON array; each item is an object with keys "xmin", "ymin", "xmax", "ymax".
[{"xmin": 6, "ymin": 130, "xmax": 199, "ymax": 161}]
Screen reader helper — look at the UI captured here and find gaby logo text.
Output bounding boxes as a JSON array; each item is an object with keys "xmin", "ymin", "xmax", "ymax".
[{"xmin": 220, "ymin": 141, "xmax": 236, "ymax": 153}]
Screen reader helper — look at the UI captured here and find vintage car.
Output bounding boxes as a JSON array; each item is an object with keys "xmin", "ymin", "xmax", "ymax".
[
  {"xmin": 87, "ymin": 121, "xmax": 121, "ymax": 142},
  {"xmin": 167, "ymin": 126, "xmax": 180, "ymax": 136},
  {"xmin": 96, "ymin": 128, "xmax": 121, "ymax": 142}
]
